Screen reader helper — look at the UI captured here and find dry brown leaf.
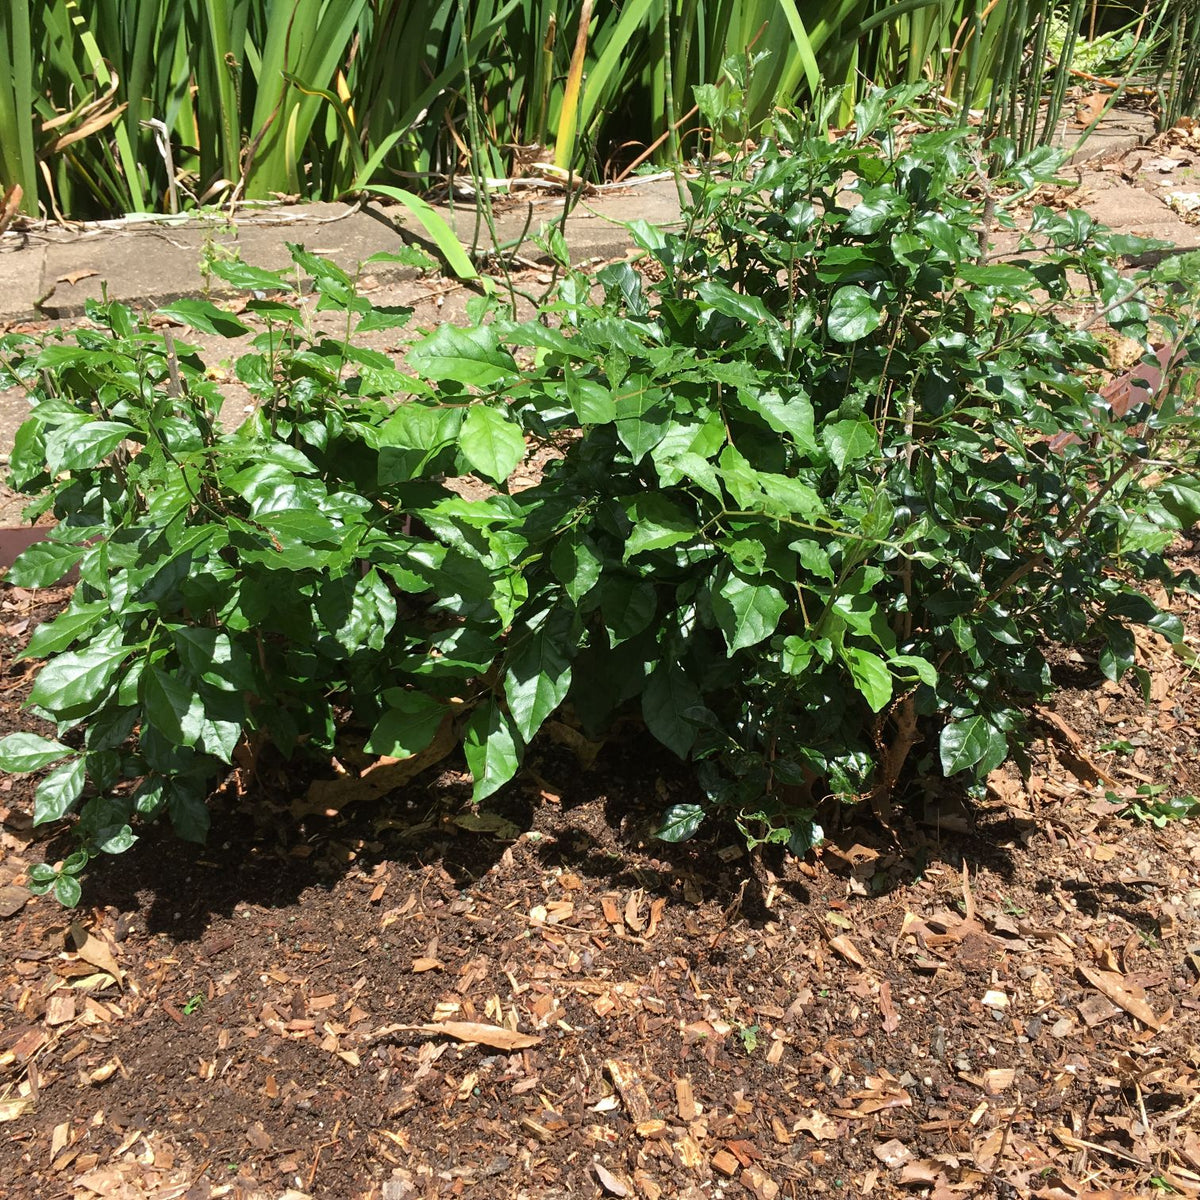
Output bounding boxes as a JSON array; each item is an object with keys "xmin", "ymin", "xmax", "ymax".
[
  {"xmin": 878, "ymin": 980, "xmax": 900, "ymax": 1033},
  {"xmin": 67, "ymin": 921, "xmax": 124, "ymax": 989},
  {"xmin": 57, "ymin": 269, "xmax": 99, "ymax": 286},
  {"xmin": 828, "ymin": 934, "xmax": 867, "ymax": 968},
  {"xmin": 371, "ymin": 1021, "xmax": 540, "ymax": 1050},
  {"xmin": 295, "ymin": 712, "xmax": 457, "ymax": 817},
  {"xmin": 624, "ymin": 889, "xmax": 646, "ymax": 932},
  {"xmin": 793, "ymin": 1109, "xmax": 838, "ymax": 1140},
  {"xmin": 1077, "ymin": 965, "xmax": 1162, "ymax": 1029},
  {"xmin": 593, "ymin": 1162, "xmax": 629, "ymax": 1196}
]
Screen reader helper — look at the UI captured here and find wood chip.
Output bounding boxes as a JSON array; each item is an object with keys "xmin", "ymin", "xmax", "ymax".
[
  {"xmin": 605, "ymin": 1059, "xmax": 652, "ymax": 1123},
  {"xmin": 873, "ymin": 1138, "xmax": 912, "ymax": 1169},
  {"xmin": 675, "ymin": 1076, "xmax": 697, "ymax": 1122},
  {"xmin": 0, "ymin": 884, "xmax": 30, "ymax": 918},
  {"xmin": 712, "ymin": 1150, "xmax": 740, "ymax": 1177}
]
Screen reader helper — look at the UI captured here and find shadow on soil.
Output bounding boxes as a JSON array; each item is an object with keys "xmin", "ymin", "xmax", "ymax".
[{"xmin": 74, "ymin": 728, "xmax": 1021, "ymax": 943}]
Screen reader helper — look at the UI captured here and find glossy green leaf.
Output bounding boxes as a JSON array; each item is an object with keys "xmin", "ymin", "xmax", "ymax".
[
  {"xmin": 34, "ymin": 757, "xmax": 86, "ymax": 825},
  {"xmin": 157, "ymin": 299, "xmax": 250, "ymax": 337},
  {"xmin": 713, "ymin": 572, "xmax": 787, "ymax": 654},
  {"xmin": 142, "ymin": 667, "xmax": 205, "ymax": 748},
  {"xmin": 654, "ymin": 802, "xmax": 705, "ymax": 842},
  {"xmin": 642, "ymin": 663, "xmax": 701, "ymax": 758},
  {"xmin": 551, "ymin": 531, "xmax": 603, "ymax": 603},
  {"xmin": 623, "ymin": 495, "xmax": 695, "ymax": 560},
  {"xmin": 463, "ymin": 700, "xmax": 521, "ymax": 803},
  {"xmin": 54, "ymin": 874, "xmax": 83, "ymax": 908},
  {"xmin": 822, "ymin": 418, "xmax": 878, "ymax": 470},
  {"xmin": 45, "ymin": 421, "xmax": 135, "ymax": 472},
  {"xmin": 841, "ymin": 646, "xmax": 893, "ymax": 712},
  {"xmin": 6, "ymin": 539, "xmax": 86, "ymax": 588},
  {"xmin": 408, "ymin": 324, "xmax": 516, "ymax": 386},
  {"xmin": 366, "ymin": 691, "xmax": 446, "ymax": 758},
  {"xmin": 0, "ymin": 733, "xmax": 74, "ymax": 772},
  {"xmin": 22, "ymin": 602, "xmax": 108, "ymax": 659},
  {"xmin": 504, "ymin": 621, "xmax": 573, "ymax": 743},
  {"xmin": 940, "ymin": 716, "xmax": 1009, "ymax": 777},
  {"xmin": 28, "ymin": 632, "xmax": 129, "ymax": 719},
  {"xmin": 459, "ymin": 405, "xmax": 526, "ymax": 484},
  {"xmin": 613, "ymin": 377, "xmax": 668, "ymax": 463},
  {"xmin": 826, "ymin": 285, "xmax": 883, "ymax": 343}
]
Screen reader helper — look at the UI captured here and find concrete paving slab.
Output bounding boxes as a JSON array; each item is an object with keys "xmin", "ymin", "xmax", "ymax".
[
  {"xmin": 4, "ymin": 179, "xmax": 683, "ymax": 323},
  {"xmin": 0, "ymin": 240, "xmax": 46, "ymax": 323}
]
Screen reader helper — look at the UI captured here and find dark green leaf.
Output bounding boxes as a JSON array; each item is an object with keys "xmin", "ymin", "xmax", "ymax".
[
  {"xmin": 826, "ymin": 285, "xmax": 883, "ymax": 343},
  {"xmin": 822, "ymin": 418, "xmax": 878, "ymax": 470},
  {"xmin": 408, "ymin": 324, "xmax": 517, "ymax": 386},
  {"xmin": 29, "ymin": 632, "xmax": 129, "ymax": 719},
  {"xmin": 463, "ymin": 700, "xmax": 521, "ymax": 802},
  {"xmin": 602, "ymin": 577, "xmax": 657, "ymax": 646},
  {"xmin": 713, "ymin": 571, "xmax": 787, "ymax": 653},
  {"xmin": 841, "ymin": 646, "xmax": 893, "ymax": 712},
  {"xmin": 366, "ymin": 691, "xmax": 446, "ymax": 758},
  {"xmin": 168, "ymin": 788, "xmax": 211, "ymax": 843},
  {"xmin": 45, "ymin": 421, "xmax": 135, "ymax": 472},
  {"xmin": 642, "ymin": 663, "xmax": 702, "ymax": 758},
  {"xmin": 6, "ymin": 540, "xmax": 86, "ymax": 589},
  {"xmin": 654, "ymin": 802, "xmax": 705, "ymax": 842},
  {"xmin": 142, "ymin": 667, "xmax": 205, "ymax": 748},
  {"xmin": 54, "ymin": 874, "xmax": 83, "ymax": 907},
  {"xmin": 504, "ymin": 620, "xmax": 573, "ymax": 743},
  {"xmin": 157, "ymin": 299, "xmax": 250, "ymax": 337},
  {"xmin": 940, "ymin": 716, "xmax": 1008, "ymax": 777},
  {"xmin": 551, "ymin": 531, "xmax": 603, "ymax": 603}
]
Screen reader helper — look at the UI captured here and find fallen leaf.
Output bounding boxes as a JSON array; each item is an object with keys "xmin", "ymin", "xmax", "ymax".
[
  {"xmin": 67, "ymin": 922, "xmax": 124, "ymax": 989},
  {"xmin": 1077, "ymin": 965, "xmax": 1161, "ymax": 1029},
  {"xmin": 828, "ymin": 934, "xmax": 867, "ymax": 967},
  {"xmin": 878, "ymin": 980, "xmax": 900, "ymax": 1033},
  {"xmin": 793, "ymin": 1110, "xmax": 838, "ymax": 1140},
  {"xmin": 594, "ymin": 1161, "xmax": 630, "ymax": 1196},
  {"xmin": 56, "ymin": 269, "xmax": 99, "ymax": 286}
]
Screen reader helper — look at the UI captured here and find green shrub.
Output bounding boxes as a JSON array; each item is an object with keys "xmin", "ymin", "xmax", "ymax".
[{"xmin": 3, "ymin": 88, "xmax": 1200, "ymax": 905}]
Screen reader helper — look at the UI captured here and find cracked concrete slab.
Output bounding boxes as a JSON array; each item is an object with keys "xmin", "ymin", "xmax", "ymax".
[{"xmin": 1, "ymin": 179, "xmax": 683, "ymax": 324}]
